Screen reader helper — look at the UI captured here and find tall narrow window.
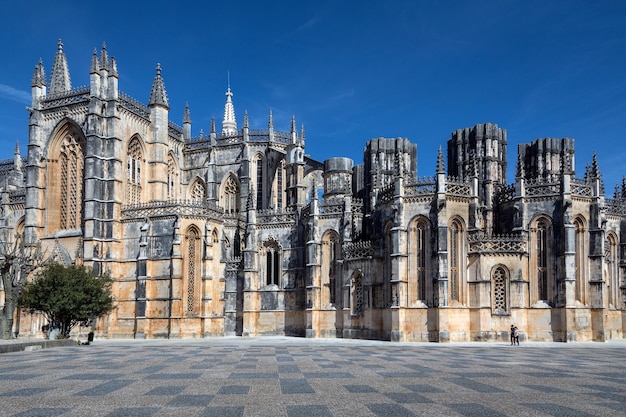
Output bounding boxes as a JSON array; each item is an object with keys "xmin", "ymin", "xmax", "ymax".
[
  {"xmin": 351, "ymin": 271, "xmax": 363, "ymax": 316},
  {"xmin": 222, "ymin": 176, "xmax": 240, "ymax": 214},
  {"xmin": 126, "ymin": 138, "xmax": 143, "ymax": 205},
  {"xmin": 185, "ymin": 227, "xmax": 201, "ymax": 314},
  {"xmin": 256, "ymin": 156, "xmax": 263, "ymax": 209},
  {"xmin": 449, "ymin": 220, "xmax": 464, "ymax": 303},
  {"xmin": 264, "ymin": 240, "xmax": 280, "ymax": 286},
  {"xmin": 492, "ymin": 266, "xmax": 508, "ymax": 314},
  {"xmin": 574, "ymin": 218, "xmax": 586, "ymax": 304},
  {"xmin": 537, "ymin": 220, "xmax": 549, "ymax": 301},
  {"xmin": 322, "ymin": 231, "xmax": 340, "ymax": 306},
  {"xmin": 607, "ymin": 233, "xmax": 619, "ymax": 307},
  {"xmin": 409, "ymin": 217, "xmax": 430, "ymax": 305},
  {"xmin": 167, "ymin": 155, "xmax": 178, "ymax": 199},
  {"xmin": 59, "ymin": 133, "xmax": 85, "ymax": 229}
]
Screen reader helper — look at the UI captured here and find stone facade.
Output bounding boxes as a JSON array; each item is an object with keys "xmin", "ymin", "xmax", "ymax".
[{"xmin": 1, "ymin": 41, "xmax": 625, "ymax": 342}]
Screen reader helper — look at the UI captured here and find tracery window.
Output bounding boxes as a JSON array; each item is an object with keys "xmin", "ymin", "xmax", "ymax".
[
  {"xmin": 126, "ymin": 138, "xmax": 143, "ymax": 205},
  {"xmin": 190, "ymin": 180, "xmax": 206, "ymax": 201},
  {"xmin": 383, "ymin": 222, "xmax": 393, "ymax": 307},
  {"xmin": 607, "ymin": 233, "xmax": 619, "ymax": 308},
  {"xmin": 272, "ymin": 160, "xmax": 286, "ymax": 210},
  {"xmin": 351, "ymin": 270, "xmax": 363, "ymax": 316},
  {"xmin": 409, "ymin": 217, "xmax": 430, "ymax": 304},
  {"xmin": 574, "ymin": 218, "xmax": 587, "ymax": 304},
  {"xmin": 322, "ymin": 231, "xmax": 340, "ymax": 306},
  {"xmin": 167, "ymin": 155, "xmax": 178, "ymax": 199},
  {"xmin": 255, "ymin": 155, "xmax": 264, "ymax": 209},
  {"xmin": 59, "ymin": 132, "xmax": 85, "ymax": 229},
  {"xmin": 264, "ymin": 240, "xmax": 280, "ymax": 286},
  {"xmin": 537, "ymin": 220, "xmax": 550, "ymax": 301},
  {"xmin": 492, "ymin": 266, "xmax": 509, "ymax": 314},
  {"xmin": 222, "ymin": 176, "xmax": 240, "ymax": 214},
  {"xmin": 449, "ymin": 219, "xmax": 465, "ymax": 304},
  {"xmin": 185, "ymin": 227, "xmax": 201, "ymax": 314}
]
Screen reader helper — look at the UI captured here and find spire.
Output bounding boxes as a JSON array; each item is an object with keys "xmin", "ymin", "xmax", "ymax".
[
  {"xmin": 437, "ymin": 146, "xmax": 445, "ymax": 174},
  {"xmin": 243, "ymin": 110, "xmax": 249, "ymax": 129},
  {"xmin": 90, "ymin": 49, "xmax": 98, "ymax": 74},
  {"xmin": 49, "ymin": 39, "xmax": 71, "ymax": 95},
  {"xmin": 148, "ymin": 63, "xmax": 169, "ymax": 109},
  {"xmin": 210, "ymin": 115, "xmax": 216, "ymax": 136},
  {"xmin": 268, "ymin": 109, "xmax": 274, "ymax": 130},
  {"xmin": 290, "ymin": 115, "xmax": 297, "ymax": 143},
  {"xmin": 621, "ymin": 177, "xmax": 626, "ymax": 199},
  {"xmin": 110, "ymin": 57, "xmax": 118, "ymax": 77},
  {"xmin": 99, "ymin": 42, "xmax": 109, "ymax": 71},
  {"xmin": 31, "ymin": 58, "xmax": 46, "ymax": 87},
  {"xmin": 301, "ymin": 124, "xmax": 306, "ymax": 144},
  {"xmin": 221, "ymin": 83, "xmax": 237, "ymax": 135},
  {"xmin": 183, "ymin": 102, "xmax": 191, "ymax": 124},
  {"xmin": 590, "ymin": 152, "xmax": 600, "ymax": 178}
]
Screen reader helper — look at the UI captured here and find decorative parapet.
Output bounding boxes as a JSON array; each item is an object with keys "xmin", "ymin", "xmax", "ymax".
[
  {"xmin": 343, "ymin": 240, "xmax": 375, "ymax": 260},
  {"xmin": 8, "ymin": 191, "xmax": 26, "ymax": 205},
  {"xmin": 495, "ymin": 183, "xmax": 516, "ymax": 205},
  {"xmin": 168, "ymin": 121, "xmax": 182, "ymax": 139},
  {"xmin": 121, "ymin": 199, "xmax": 224, "ymax": 219},
  {"xmin": 319, "ymin": 202, "xmax": 344, "ymax": 217},
  {"xmin": 468, "ymin": 232, "xmax": 526, "ymax": 254},
  {"xmin": 404, "ymin": 176, "xmax": 436, "ymax": 197},
  {"xmin": 524, "ymin": 176, "xmax": 560, "ymax": 197},
  {"xmin": 40, "ymin": 86, "xmax": 90, "ymax": 109},
  {"xmin": 445, "ymin": 176, "xmax": 471, "ymax": 197},
  {"xmin": 377, "ymin": 183, "xmax": 395, "ymax": 205},
  {"xmin": 351, "ymin": 198, "xmax": 364, "ymax": 214},
  {"xmin": 570, "ymin": 177, "xmax": 593, "ymax": 198},
  {"xmin": 257, "ymin": 207, "xmax": 298, "ymax": 227},
  {"xmin": 605, "ymin": 198, "xmax": 626, "ymax": 216},
  {"xmin": 119, "ymin": 91, "xmax": 150, "ymax": 119}
]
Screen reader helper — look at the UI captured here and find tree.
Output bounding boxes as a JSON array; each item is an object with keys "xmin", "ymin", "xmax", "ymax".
[
  {"xmin": 19, "ymin": 263, "xmax": 115, "ymax": 338},
  {"xmin": 0, "ymin": 231, "xmax": 45, "ymax": 339}
]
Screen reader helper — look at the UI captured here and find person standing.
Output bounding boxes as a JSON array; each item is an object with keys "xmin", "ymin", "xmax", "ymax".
[{"xmin": 510, "ymin": 324, "xmax": 516, "ymax": 345}]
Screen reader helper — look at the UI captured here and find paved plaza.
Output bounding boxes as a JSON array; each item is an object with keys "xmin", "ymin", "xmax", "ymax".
[{"xmin": 0, "ymin": 337, "xmax": 625, "ymax": 417}]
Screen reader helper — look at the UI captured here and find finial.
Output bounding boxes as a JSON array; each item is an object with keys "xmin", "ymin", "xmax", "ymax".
[
  {"xmin": 14, "ymin": 140, "xmax": 20, "ymax": 155},
  {"xmin": 591, "ymin": 152, "xmax": 600, "ymax": 178},
  {"xmin": 268, "ymin": 109, "xmax": 274, "ymax": 130},
  {"xmin": 437, "ymin": 146, "xmax": 445, "ymax": 174},
  {"xmin": 244, "ymin": 110, "xmax": 249, "ymax": 129},
  {"xmin": 57, "ymin": 39, "xmax": 63, "ymax": 52},
  {"xmin": 301, "ymin": 124, "xmax": 306, "ymax": 143},
  {"xmin": 183, "ymin": 102, "xmax": 191, "ymax": 124},
  {"xmin": 516, "ymin": 152, "xmax": 524, "ymax": 178},
  {"xmin": 148, "ymin": 63, "xmax": 169, "ymax": 109},
  {"xmin": 210, "ymin": 116, "xmax": 216, "ymax": 134}
]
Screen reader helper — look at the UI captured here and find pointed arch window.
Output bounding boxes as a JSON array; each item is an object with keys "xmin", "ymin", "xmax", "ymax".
[
  {"xmin": 409, "ymin": 217, "xmax": 430, "ymax": 304},
  {"xmin": 263, "ymin": 240, "xmax": 281, "ymax": 287},
  {"xmin": 185, "ymin": 227, "xmax": 201, "ymax": 314},
  {"xmin": 222, "ymin": 176, "xmax": 240, "ymax": 214},
  {"xmin": 492, "ymin": 266, "xmax": 509, "ymax": 314},
  {"xmin": 607, "ymin": 233, "xmax": 619, "ymax": 308},
  {"xmin": 59, "ymin": 132, "xmax": 85, "ymax": 229},
  {"xmin": 383, "ymin": 222, "xmax": 393, "ymax": 307},
  {"xmin": 322, "ymin": 231, "xmax": 340, "ymax": 307},
  {"xmin": 574, "ymin": 218, "xmax": 587, "ymax": 304},
  {"xmin": 533, "ymin": 218, "xmax": 553, "ymax": 303},
  {"xmin": 449, "ymin": 219, "xmax": 465, "ymax": 304},
  {"xmin": 126, "ymin": 138, "xmax": 143, "ymax": 205},
  {"xmin": 255, "ymin": 155, "xmax": 264, "ymax": 209},
  {"xmin": 167, "ymin": 155, "xmax": 178, "ymax": 199},
  {"xmin": 191, "ymin": 180, "xmax": 206, "ymax": 201},
  {"xmin": 272, "ymin": 159, "xmax": 286, "ymax": 210},
  {"xmin": 351, "ymin": 270, "xmax": 363, "ymax": 316}
]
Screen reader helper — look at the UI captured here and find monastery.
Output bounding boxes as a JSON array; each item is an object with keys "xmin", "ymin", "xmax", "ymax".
[{"xmin": 1, "ymin": 41, "xmax": 625, "ymax": 342}]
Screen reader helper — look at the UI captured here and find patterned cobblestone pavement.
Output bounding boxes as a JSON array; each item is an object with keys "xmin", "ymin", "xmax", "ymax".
[{"xmin": 0, "ymin": 338, "xmax": 625, "ymax": 417}]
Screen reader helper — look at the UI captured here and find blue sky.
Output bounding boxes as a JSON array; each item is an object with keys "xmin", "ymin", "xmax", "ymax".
[{"xmin": 1, "ymin": 1, "xmax": 625, "ymax": 191}]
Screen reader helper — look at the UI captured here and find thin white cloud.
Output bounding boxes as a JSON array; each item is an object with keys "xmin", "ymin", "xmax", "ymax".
[{"xmin": 0, "ymin": 84, "xmax": 31, "ymax": 104}]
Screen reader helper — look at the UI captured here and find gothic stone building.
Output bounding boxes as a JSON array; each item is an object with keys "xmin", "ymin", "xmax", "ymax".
[{"xmin": 1, "ymin": 41, "xmax": 625, "ymax": 342}]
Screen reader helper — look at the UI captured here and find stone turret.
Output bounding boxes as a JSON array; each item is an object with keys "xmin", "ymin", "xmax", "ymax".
[
  {"xmin": 221, "ymin": 85, "xmax": 237, "ymax": 136},
  {"xmin": 148, "ymin": 63, "xmax": 170, "ymax": 200},
  {"xmin": 183, "ymin": 102, "xmax": 191, "ymax": 141},
  {"xmin": 31, "ymin": 58, "xmax": 46, "ymax": 108}
]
